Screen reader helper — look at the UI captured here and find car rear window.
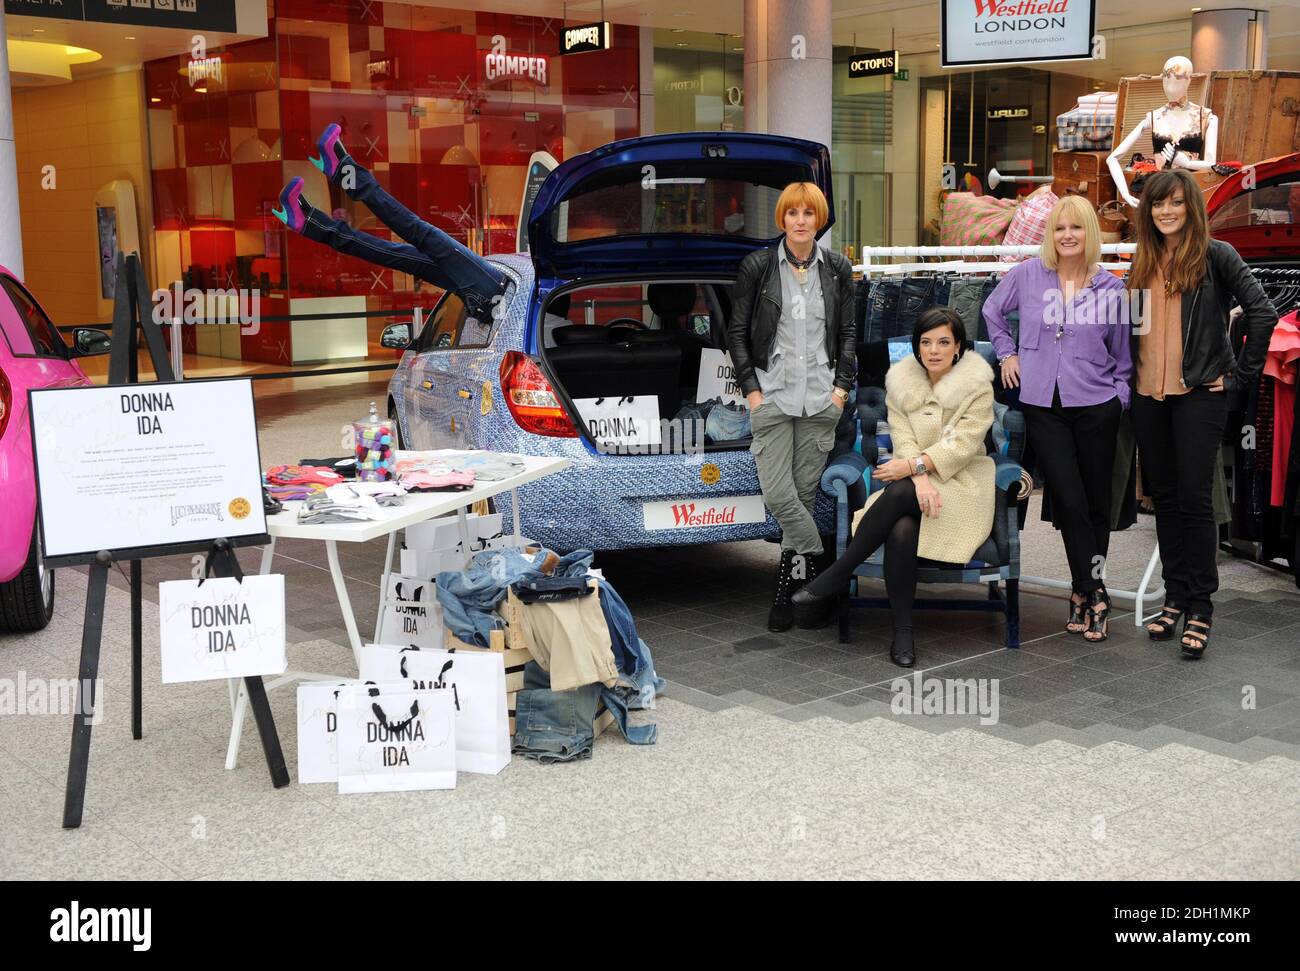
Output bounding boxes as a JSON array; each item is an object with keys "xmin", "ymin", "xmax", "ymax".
[
  {"xmin": 551, "ymin": 160, "xmax": 810, "ymax": 244},
  {"xmin": 0, "ymin": 277, "xmax": 66, "ymax": 358},
  {"xmin": 1209, "ymin": 177, "xmax": 1300, "ymax": 231}
]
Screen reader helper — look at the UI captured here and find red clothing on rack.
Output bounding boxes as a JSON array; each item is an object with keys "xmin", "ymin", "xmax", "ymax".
[{"xmin": 1267, "ymin": 311, "xmax": 1300, "ymax": 508}]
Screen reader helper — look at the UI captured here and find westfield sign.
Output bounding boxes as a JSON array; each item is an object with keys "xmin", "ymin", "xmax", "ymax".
[
  {"xmin": 972, "ymin": 0, "xmax": 1071, "ymax": 14},
  {"xmin": 670, "ymin": 503, "xmax": 738, "ymax": 527}
]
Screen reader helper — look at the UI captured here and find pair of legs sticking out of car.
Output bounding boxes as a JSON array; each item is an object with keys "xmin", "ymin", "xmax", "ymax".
[{"xmin": 273, "ymin": 124, "xmax": 508, "ymax": 323}]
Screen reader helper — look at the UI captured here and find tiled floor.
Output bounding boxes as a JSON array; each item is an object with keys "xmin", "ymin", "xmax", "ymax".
[{"xmin": 1, "ymin": 376, "xmax": 1296, "ymax": 879}]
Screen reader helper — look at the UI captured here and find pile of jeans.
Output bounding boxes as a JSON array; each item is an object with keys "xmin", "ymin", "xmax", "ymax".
[
  {"xmin": 674, "ymin": 397, "xmax": 751, "ymax": 443},
  {"xmin": 435, "ymin": 546, "xmax": 665, "ymax": 762}
]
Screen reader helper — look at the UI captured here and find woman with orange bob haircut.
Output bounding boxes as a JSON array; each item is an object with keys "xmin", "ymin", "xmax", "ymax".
[{"xmin": 727, "ymin": 181, "xmax": 857, "ymax": 631}]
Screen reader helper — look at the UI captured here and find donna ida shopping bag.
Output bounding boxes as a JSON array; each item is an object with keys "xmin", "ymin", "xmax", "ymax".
[
  {"xmin": 360, "ymin": 645, "xmax": 511, "ymax": 776},
  {"xmin": 335, "ymin": 682, "xmax": 456, "ymax": 794},
  {"xmin": 157, "ymin": 575, "xmax": 288, "ymax": 683}
]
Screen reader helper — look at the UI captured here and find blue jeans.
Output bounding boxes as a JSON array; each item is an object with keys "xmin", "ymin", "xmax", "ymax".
[
  {"xmin": 597, "ymin": 583, "xmax": 667, "ymax": 708},
  {"xmin": 512, "ymin": 661, "xmax": 657, "ymax": 763},
  {"xmin": 301, "ymin": 158, "xmax": 507, "ymax": 319},
  {"xmin": 436, "ymin": 548, "xmax": 594, "ymax": 647}
]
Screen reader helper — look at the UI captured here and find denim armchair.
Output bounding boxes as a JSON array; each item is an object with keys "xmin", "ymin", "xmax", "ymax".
[{"xmin": 820, "ymin": 341, "xmax": 1032, "ymax": 648}]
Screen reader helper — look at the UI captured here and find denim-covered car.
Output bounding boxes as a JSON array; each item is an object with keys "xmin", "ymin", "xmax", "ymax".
[{"xmin": 386, "ymin": 132, "xmax": 842, "ymax": 552}]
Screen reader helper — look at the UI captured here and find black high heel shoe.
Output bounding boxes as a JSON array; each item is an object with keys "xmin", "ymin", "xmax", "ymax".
[
  {"xmin": 791, "ymin": 585, "xmax": 839, "ymax": 629},
  {"xmin": 1180, "ymin": 614, "xmax": 1212, "ymax": 659},
  {"xmin": 1066, "ymin": 593, "xmax": 1088, "ymax": 634},
  {"xmin": 890, "ymin": 628, "xmax": 915, "ymax": 668},
  {"xmin": 1146, "ymin": 602, "xmax": 1183, "ymax": 641},
  {"xmin": 1083, "ymin": 587, "xmax": 1110, "ymax": 643}
]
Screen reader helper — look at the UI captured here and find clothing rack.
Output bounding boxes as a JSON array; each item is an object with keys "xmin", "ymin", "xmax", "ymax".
[{"xmin": 850, "ymin": 242, "xmax": 1160, "ymax": 625}]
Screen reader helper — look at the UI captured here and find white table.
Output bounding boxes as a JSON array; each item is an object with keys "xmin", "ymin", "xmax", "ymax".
[{"xmin": 225, "ymin": 454, "xmax": 569, "ymax": 769}]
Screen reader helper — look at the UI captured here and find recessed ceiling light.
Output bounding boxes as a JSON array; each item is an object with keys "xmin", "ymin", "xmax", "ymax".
[
  {"xmin": 732, "ymin": 47, "xmax": 743, "ymax": 52},
  {"xmin": 150, "ymin": 97, "xmax": 162, "ymax": 103},
  {"xmin": 195, "ymin": 87, "xmax": 207, "ymax": 93},
  {"xmin": 671, "ymin": 29, "xmax": 685, "ymax": 33},
  {"xmin": 33, "ymin": 28, "xmax": 44, "ymax": 33},
  {"xmin": 1191, "ymin": 6, "xmax": 1202, "ymax": 10},
  {"xmin": 675, "ymin": 42, "xmax": 688, "ymax": 47},
  {"xmin": 125, "ymin": 35, "xmax": 135, "ymax": 40}
]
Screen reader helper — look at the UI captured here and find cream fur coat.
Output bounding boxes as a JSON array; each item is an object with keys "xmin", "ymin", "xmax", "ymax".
[{"xmin": 853, "ymin": 351, "xmax": 996, "ymax": 564}]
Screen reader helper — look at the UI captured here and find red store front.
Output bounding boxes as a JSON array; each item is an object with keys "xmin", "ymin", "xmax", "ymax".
[{"xmin": 143, "ymin": 0, "xmax": 641, "ymax": 370}]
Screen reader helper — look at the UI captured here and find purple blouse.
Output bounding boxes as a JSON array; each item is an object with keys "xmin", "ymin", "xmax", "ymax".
[{"xmin": 983, "ymin": 257, "xmax": 1133, "ymax": 410}]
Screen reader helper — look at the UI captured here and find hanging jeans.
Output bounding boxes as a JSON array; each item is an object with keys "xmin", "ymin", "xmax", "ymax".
[
  {"xmin": 1131, "ymin": 388, "xmax": 1229, "ymax": 616},
  {"xmin": 301, "ymin": 157, "xmax": 508, "ymax": 320},
  {"xmin": 865, "ymin": 279, "xmax": 901, "ymax": 343},
  {"xmin": 891, "ymin": 277, "xmax": 951, "ymax": 339}
]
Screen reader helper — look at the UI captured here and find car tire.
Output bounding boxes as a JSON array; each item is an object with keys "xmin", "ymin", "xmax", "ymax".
[
  {"xmin": 388, "ymin": 399, "xmax": 404, "ymax": 450},
  {"xmin": 0, "ymin": 519, "xmax": 55, "ymax": 633}
]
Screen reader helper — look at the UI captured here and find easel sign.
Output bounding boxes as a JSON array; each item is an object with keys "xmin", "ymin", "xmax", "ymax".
[
  {"xmin": 29, "ymin": 379, "xmax": 267, "ymax": 564},
  {"xmin": 26, "ymin": 251, "xmax": 287, "ymax": 830}
]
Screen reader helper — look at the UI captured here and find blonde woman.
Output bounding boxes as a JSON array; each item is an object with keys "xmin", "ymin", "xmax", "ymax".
[
  {"xmin": 983, "ymin": 195, "xmax": 1132, "ymax": 642},
  {"xmin": 727, "ymin": 182, "xmax": 857, "ymax": 631}
]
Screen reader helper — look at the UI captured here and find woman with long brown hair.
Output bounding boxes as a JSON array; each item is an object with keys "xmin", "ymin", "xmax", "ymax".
[{"xmin": 1127, "ymin": 169, "xmax": 1276, "ymax": 658}]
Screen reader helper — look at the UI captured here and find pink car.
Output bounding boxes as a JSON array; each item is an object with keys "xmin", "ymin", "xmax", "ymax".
[{"xmin": 0, "ymin": 266, "xmax": 109, "ymax": 631}]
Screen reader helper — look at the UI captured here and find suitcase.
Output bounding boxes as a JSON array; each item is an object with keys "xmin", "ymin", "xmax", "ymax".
[
  {"xmin": 1207, "ymin": 70, "xmax": 1300, "ymax": 164},
  {"xmin": 1052, "ymin": 151, "xmax": 1116, "ymax": 208}
]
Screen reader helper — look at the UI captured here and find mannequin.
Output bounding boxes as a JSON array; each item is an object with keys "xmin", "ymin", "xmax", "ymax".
[{"xmin": 1108, "ymin": 56, "xmax": 1219, "ymax": 208}]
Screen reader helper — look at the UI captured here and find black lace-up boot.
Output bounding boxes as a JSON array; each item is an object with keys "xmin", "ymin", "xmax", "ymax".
[{"xmin": 768, "ymin": 549, "xmax": 798, "ymax": 632}]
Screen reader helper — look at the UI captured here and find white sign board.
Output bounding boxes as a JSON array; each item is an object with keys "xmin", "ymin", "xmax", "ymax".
[
  {"xmin": 642, "ymin": 494, "xmax": 767, "ymax": 530},
  {"xmin": 574, "ymin": 396, "xmax": 662, "ymax": 451},
  {"xmin": 157, "ymin": 575, "xmax": 288, "ymax": 683},
  {"xmin": 942, "ymin": 0, "xmax": 1097, "ymax": 69},
  {"xmin": 696, "ymin": 349, "xmax": 745, "ymax": 406},
  {"xmin": 29, "ymin": 379, "xmax": 266, "ymax": 560}
]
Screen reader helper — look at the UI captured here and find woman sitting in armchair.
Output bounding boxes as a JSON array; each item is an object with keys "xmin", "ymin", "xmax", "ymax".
[{"xmin": 793, "ymin": 307, "xmax": 996, "ymax": 668}]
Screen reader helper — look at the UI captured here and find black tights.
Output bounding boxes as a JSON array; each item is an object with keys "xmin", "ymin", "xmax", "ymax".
[{"xmin": 805, "ymin": 478, "xmax": 920, "ymax": 631}]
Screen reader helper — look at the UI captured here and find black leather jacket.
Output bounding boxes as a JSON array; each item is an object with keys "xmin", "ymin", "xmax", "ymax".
[
  {"xmin": 726, "ymin": 244, "xmax": 857, "ymax": 398},
  {"xmin": 1132, "ymin": 238, "xmax": 1277, "ymax": 408}
]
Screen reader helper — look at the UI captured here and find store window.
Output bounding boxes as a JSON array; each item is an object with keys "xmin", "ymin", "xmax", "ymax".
[
  {"xmin": 144, "ymin": 1, "xmax": 640, "ymax": 368},
  {"xmin": 830, "ymin": 46, "xmax": 894, "ymax": 257},
  {"xmin": 653, "ymin": 31, "xmax": 744, "ymax": 134}
]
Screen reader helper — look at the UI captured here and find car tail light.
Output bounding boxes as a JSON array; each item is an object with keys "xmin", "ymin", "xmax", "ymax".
[
  {"xmin": 499, "ymin": 351, "xmax": 578, "ymax": 438},
  {"xmin": 0, "ymin": 365, "xmax": 10, "ymax": 441}
]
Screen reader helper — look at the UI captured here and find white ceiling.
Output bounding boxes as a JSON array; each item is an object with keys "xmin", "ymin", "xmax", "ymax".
[{"xmin": 5, "ymin": 1, "xmax": 1297, "ymax": 84}]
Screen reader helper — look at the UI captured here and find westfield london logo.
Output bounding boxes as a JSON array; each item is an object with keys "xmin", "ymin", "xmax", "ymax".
[
  {"xmin": 670, "ymin": 503, "xmax": 738, "ymax": 527},
  {"xmin": 972, "ymin": 0, "xmax": 1071, "ymax": 15}
]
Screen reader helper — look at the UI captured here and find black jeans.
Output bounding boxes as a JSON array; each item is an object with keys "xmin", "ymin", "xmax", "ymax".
[
  {"xmin": 805, "ymin": 478, "xmax": 921, "ymax": 632},
  {"xmin": 1022, "ymin": 389, "xmax": 1122, "ymax": 594},
  {"xmin": 1131, "ymin": 388, "xmax": 1229, "ymax": 616}
]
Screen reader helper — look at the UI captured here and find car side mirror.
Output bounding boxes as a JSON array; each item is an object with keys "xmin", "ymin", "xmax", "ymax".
[
  {"xmin": 380, "ymin": 323, "xmax": 412, "ymax": 349},
  {"xmin": 72, "ymin": 328, "xmax": 111, "ymax": 357}
]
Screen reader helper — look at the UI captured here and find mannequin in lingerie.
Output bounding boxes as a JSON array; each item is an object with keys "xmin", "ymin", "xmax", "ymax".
[{"xmin": 1108, "ymin": 56, "xmax": 1220, "ymax": 209}]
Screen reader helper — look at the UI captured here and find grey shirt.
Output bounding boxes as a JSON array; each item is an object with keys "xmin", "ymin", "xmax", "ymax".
[{"xmin": 754, "ymin": 244, "xmax": 833, "ymax": 418}]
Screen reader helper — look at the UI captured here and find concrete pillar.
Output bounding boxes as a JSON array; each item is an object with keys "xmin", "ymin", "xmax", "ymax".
[
  {"xmin": 639, "ymin": 26, "xmax": 656, "ymax": 136},
  {"xmin": 743, "ymin": 0, "xmax": 832, "ymax": 148},
  {"xmin": 1191, "ymin": 8, "xmax": 1268, "ymax": 73},
  {"xmin": 0, "ymin": 9, "xmax": 24, "ymax": 277}
]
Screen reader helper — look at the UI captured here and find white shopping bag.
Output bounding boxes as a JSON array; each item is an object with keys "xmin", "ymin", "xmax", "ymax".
[
  {"xmin": 376, "ymin": 575, "xmax": 445, "ymax": 649},
  {"xmin": 696, "ymin": 348, "xmax": 745, "ymax": 405},
  {"xmin": 573, "ymin": 396, "xmax": 661, "ymax": 452},
  {"xmin": 361, "ymin": 644, "xmax": 510, "ymax": 775},
  {"xmin": 158, "ymin": 575, "xmax": 288, "ymax": 683},
  {"xmin": 336, "ymin": 682, "xmax": 457, "ymax": 794},
  {"xmin": 296, "ymin": 680, "xmax": 353, "ymax": 784}
]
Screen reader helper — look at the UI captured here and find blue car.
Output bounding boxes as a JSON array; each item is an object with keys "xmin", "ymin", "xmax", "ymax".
[{"xmin": 386, "ymin": 131, "xmax": 839, "ymax": 552}]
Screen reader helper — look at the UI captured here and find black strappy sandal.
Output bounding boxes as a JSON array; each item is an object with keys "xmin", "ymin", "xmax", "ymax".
[
  {"xmin": 1066, "ymin": 593, "xmax": 1089, "ymax": 634},
  {"xmin": 1146, "ymin": 603, "xmax": 1183, "ymax": 641},
  {"xmin": 1083, "ymin": 587, "xmax": 1111, "ymax": 643},
  {"xmin": 1181, "ymin": 614, "xmax": 1212, "ymax": 659}
]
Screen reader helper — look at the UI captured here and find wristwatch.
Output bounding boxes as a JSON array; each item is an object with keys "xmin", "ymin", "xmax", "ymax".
[
  {"xmin": 912, "ymin": 457, "xmax": 929, "ymax": 476},
  {"xmin": 832, "ymin": 387, "xmax": 849, "ymax": 404}
]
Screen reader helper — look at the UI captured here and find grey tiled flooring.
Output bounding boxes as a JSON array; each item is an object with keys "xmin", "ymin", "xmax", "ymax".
[{"xmin": 1, "ymin": 534, "xmax": 1297, "ymax": 880}]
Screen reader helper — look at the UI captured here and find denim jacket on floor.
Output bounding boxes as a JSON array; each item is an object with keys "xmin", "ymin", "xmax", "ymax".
[{"xmin": 437, "ymin": 547, "xmax": 593, "ymax": 646}]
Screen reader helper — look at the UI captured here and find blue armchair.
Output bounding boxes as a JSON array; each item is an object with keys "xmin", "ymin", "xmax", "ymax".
[{"xmin": 820, "ymin": 341, "xmax": 1032, "ymax": 648}]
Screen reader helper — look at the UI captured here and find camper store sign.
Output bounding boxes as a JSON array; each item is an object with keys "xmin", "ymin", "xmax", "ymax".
[
  {"xmin": 560, "ymin": 21, "xmax": 611, "ymax": 55},
  {"xmin": 941, "ymin": 0, "xmax": 1096, "ymax": 69},
  {"xmin": 848, "ymin": 51, "xmax": 898, "ymax": 79}
]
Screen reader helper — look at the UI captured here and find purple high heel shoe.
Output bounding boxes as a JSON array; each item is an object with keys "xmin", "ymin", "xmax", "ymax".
[
  {"xmin": 309, "ymin": 123, "xmax": 351, "ymax": 182},
  {"xmin": 272, "ymin": 177, "xmax": 308, "ymax": 233}
]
